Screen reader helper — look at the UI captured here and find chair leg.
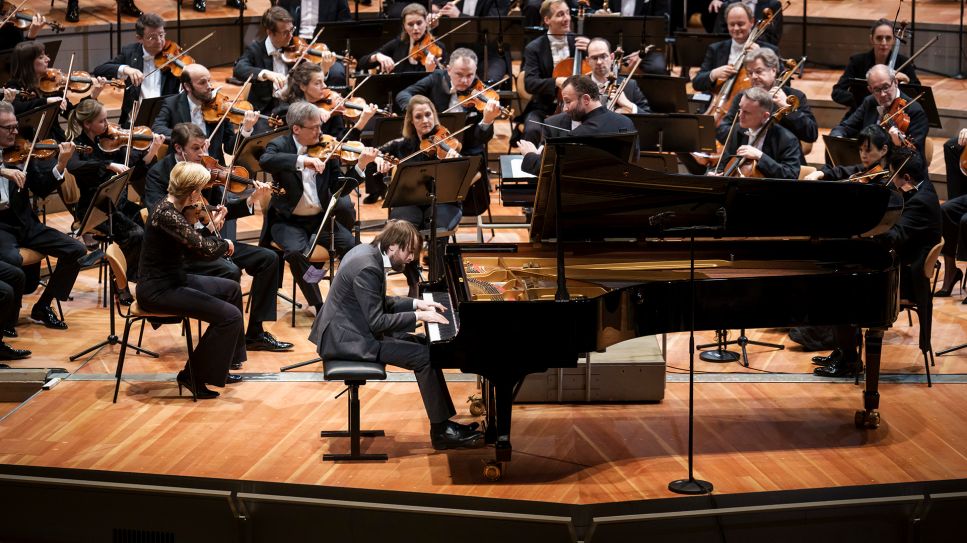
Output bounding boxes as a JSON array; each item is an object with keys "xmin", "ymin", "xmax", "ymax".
[
  {"xmin": 291, "ymin": 276, "xmax": 297, "ymax": 327},
  {"xmin": 923, "ymin": 350, "xmax": 932, "ymax": 387},
  {"xmin": 906, "ymin": 308, "xmax": 912, "ymax": 327},
  {"xmin": 184, "ymin": 318, "xmax": 197, "ymax": 402},
  {"xmin": 137, "ymin": 320, "xmax": 146, "ymax": 348},
  {"xmin": 113, "ymin": 318, "xmax": 136, "ymax": 403},
  {"xmin": 321, "ymin": 383, "xmax": 387, "ymax": 461}
]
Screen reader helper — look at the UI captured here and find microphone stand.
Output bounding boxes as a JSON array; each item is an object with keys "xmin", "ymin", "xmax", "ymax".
[{"xmin": 956, "ymin": 0, "xmax": 966, "ymax": 79}]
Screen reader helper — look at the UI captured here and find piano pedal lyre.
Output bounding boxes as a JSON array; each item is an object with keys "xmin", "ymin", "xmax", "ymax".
[{"xmin": 483, "ymin": 460, "xmax": 503, "ymax": 481}]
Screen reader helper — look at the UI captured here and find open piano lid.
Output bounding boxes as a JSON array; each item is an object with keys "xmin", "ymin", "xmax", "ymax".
[{"xmin": 530, "ymin": 141, "xmax": 903, "ymax": 242}]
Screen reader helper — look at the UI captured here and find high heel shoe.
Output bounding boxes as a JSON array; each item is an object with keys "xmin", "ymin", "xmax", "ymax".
[
  {"xmin": 116, "ymin": 0, "xmax": 142, "ymax": 17},
  {"xmin": 176, "ymin": 371, "xmax": 219, "ymax": 399},
  {"xmin": 935, "ymin": 268, "xmax": 963, "ymax": 297}
]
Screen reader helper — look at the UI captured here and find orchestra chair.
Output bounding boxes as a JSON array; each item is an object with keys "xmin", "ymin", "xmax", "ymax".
[
  {"xmin": 898, "ymin": 238, "xmax": 944, "ymax": 387},
  {"xmin": 798, "ymin": 165, "xmax": 817, "ymax": 179},
  {"xmin": 801, "ymin": 141, "xmax": 813, "ymax": 156},
  {"xmin": 105, "ymin": 243, "xmax": 197, "ymax": 403},
  {"xmin": 319, "ymin": 359, "xmax": 388, "ymax": 462}
]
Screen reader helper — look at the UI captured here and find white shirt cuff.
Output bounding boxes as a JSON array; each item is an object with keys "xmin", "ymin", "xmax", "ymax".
[
  {"xmin": 296, "ymin": 155, "xmax": 306, "ymax": 171},
  {"xmin": 118, "ymin": 65, "xmax": 128, "ymax": 79},
  {"xmin": 52, "ymin": 165, "xmax": 65, "ymax": 180},
  {"xmin": 241, "ymin": 126, "xmax": 253, "ymax": 138},
  {"xmin": 478, "ymin": 121, "xmax": 493, "ymax": 129},
  {"xmin": 412, "ymin": 299, "xmax": 419, "ymax": 310},
  {"xmin": 258, "ymin": 69, "xmax": 270, "ymax": 81},
  {"xmin": 355, "ymin": 164, "xmax": 367, "ymax": 177}
]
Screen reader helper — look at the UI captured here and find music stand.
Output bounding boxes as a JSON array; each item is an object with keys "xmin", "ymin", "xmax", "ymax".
[
  {"xmin": 898, "ymin": 83, "xmax": 942, "ymax": 129},
  {"xmin": 583, "ymin": 16, "xmax": 668, "ymax": 56},
  {"xmin": 372, "ymin": 112, "xmax": 467, "ymax": 147},
  {"xmin": 16, "ymin": 102, "xmax": 61, "ymax": 140},
  {"xmin": 233, "ymin": 126, "xmax": 292, "ymax": 176},
  {"xmin": 352, "ymin": 72, "xmax": 428, "ymax": 114},
  {"xmin": 133, "ymin": 95, "xmax": 175, "ymax": 128},
  {"xmin": 629, "ymin": 113, "xmax": 715, "ymax": 154},
  {"xmin": 823, "ymin": 134, "xmax": 861, "ymax": 168},
  {"xmin": 631, "ymin": 74, "xmax": 689, "ymax": 113},
  {"xmin": 69, "ymin": 171, "xmax": 158, "ymax": 363},
  {"xmin": 313, "ymin": 19, "xmax": 399, "ymax": 61},
  {"xmin": 383, "ymin": 156, "xmax": 480, "ymax": 280},
  {"xmin": 673, "ymin": 32, "xmax": 729, "ymax": 75}
]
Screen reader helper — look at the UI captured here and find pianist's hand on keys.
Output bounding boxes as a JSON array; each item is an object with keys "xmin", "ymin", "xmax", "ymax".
[{"xmin": 415, "ymin": 297, "xmax": 449, "ymax": 327}]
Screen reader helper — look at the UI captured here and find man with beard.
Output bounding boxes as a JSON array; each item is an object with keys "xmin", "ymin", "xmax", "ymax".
[
  {"xmin": 518, "ymin": 75, "xmax": 637, "ymax": 175},
  {"xmin": 308, "ymin": 219, "xmax": 485, "ymax": 450}
]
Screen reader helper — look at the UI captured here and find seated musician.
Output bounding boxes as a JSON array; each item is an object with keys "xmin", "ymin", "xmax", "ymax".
[
  {"xmin": 259, "ymin": 101, "xmax": 370, "ymax": 312},
  {"xmin": 935, "ymin": 128, "xmax": 967, "ymax": 297},
  {"xmin": 521, "ymin": 0, "xmax": 590, "ymax": 145},
  {"xmin": 813, "ymin": 148, "xmax": 941, "ymax": 377},
  {"xmin": 144, "ymin": 123, "xmax": 293, "ymax": 353},
  {"xmin": 715, "ymin": 48, "xmax": 816, "ymax": 160},
  {"xmin": 586, "ymin": 0, "xmax": 671, "ymax": 75},
  {"xmin": 431, "ymin": 0, "xmax": 511, "ymax": 82},
  {"xmin": 831, "ymin": 19, "xmax": 921, "ymax": 119},
  {"xmin": 829, "ymin": 64, "xmax": 930, "ymax": 184},
  {"xmin": 585, "ymin": 38, "xmax": 650, "ymax": 115},
  {"xmin": 710, "ymin": 0, "xmax": 783, "ymax": 46},
  {"xmin": 357, "ymin": 3, "xmax": 445, "ymax": 75},
  {"xmin": 943, "ymin": 128, "xmax": 967, "ymax": 200},
  {"xmin": 710, "ymin": 86, "xmax": 801, "ymax": 179},
  {"xmin": 0, "ymin": 260, "xmax": 29, "ymax": 362},
  {"xmin": 139, "ymin": 162, "xmax": 247, "ymax": 399},
  {"xmin": 92, "ymin": 14, "xmax": 182, "ymax": 126},
  {"xmin": 308, "ymin": 219, "xmax": 484, "ymax": 450},
  {"xmin": 804, "ymin": 124, "xmax": 892, "ymax": 182},
  {"xmin": 0, "ymin": 13, "xmax": 49, "ymax": 52},
  {"xmin": 0, "ymin": 101, "xmax": 86, "ymax": 330},
  {"xmin": 692, "ymin": 2, "xmax": 779, "ymax": 94},
  {"xmin": 151, "ymin": 64, "xmax": 258, "ymax": 164},
  {"xmin": 518, "ymin": 75, "xmax": 637, "ymax": 175},
  {"xmin": 278, "ymin": 0, "xmax": 353, "ymax": 39}
]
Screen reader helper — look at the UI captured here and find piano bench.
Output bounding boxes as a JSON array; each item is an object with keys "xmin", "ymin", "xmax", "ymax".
[{"xmin": 320, "ymin": 360, "xmax": 389, "ymax": 462}]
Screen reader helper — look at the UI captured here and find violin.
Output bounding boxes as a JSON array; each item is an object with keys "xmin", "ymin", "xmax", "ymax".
[
  {"xmin": 308, "ymin": 134, "xmax": 398, "ymax": 167},
  {"xmin": 721, "ymin": 94, "xmax": 799, "ymax": 178},
  {"xmin": 410, "ymin": 32, "xmax": 443, "ymax": 71},
  {"xmin": 281, "ymin": 37, "xmax": 356, "ymax": 68},
  {"xmin": 182, "ymin": 200, "xmax": 218, "ymax": 226},
  {"xmin": 96, "ymin": 123, "xmax": 156, "ymax": 153},
  {"xmin": 848, "ymin": 163, "xmax": 889, "ymax": 184},
  {"xmin": 313, "ymin": 88, "xmax": 394, "ymax": 119},
  {"xmin": 37, "ymin": 68, "xmax": 125, "ymax": 96},
  {"xmin": 201, "ymin": 92, "xmax": 284, "ymax": 128},
  {"xmin": 420, "ymin": 125, "xmax": 462, "ymax": 159},
  {"xmin": 3, "ymin": 138, "xmax": 92, "ymax": 164},
  {"xmin": 454, "ymin": 79, "xmax": 513, "ymax": 119},
  {"xmin": 0, "ymin": 1, "xmax": 64, "ymax": 33},
  {"xmin": 154, "ymin": 40, "xmax": 194, "ymax": 78},
  {"xmin": 199, "ymin": 155, "xmax": 285, "ymax": 196},
  {"xmin": 879, "ymin": 94, "xmax": 923, "ymax": 151}
]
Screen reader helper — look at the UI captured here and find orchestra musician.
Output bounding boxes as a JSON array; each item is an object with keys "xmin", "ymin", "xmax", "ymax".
[
  {"xmin": 813, "ymin": 148, "xmax": 941, "ymax": 377},
  {"xmin": 692, "ymin": 2, "xmax": 779, "ymax": 94},
  {"xmin": 92, "ymin": 14, "xmax": 182, "ymax": 126},
  {"xmin": 277, "ymin": 0, "xmax": 352, "ymax": 40},
  {"xmin": 831, "ymin": 18, "xmax": 921, "ymax": 119},
  {"xmin": 0, "ymin": 260, "xmax": 29, "ymax": 362},
  {"xmin": 307, "ymin": 219, "xmax": 484, "ymax": 450},
  {"xmin": 0, "ymin": 100, "xmax": 85, "ymax": 331},
  {"xmin": 715, "ymin": 48, "xmax": 816, "ymax": 160},
  {"xmin": 144, "ymin": 123, "xmax": 293, "ymax": 353},
  {"xmin": 518, "ymin": 75, "xmax": 637, "ymax": 175},
  {"xmin": 139, "ymin": 161, "xmax": 246, "ymax": 399},
  {"xmin": 151, "ymin": 64, "xmax": 259, "ymax": 164},
  {"xmin": 711, "ymin": 86, "xmax": 802, "ymax": 179},
  {"xmin": 935, "ymin": 128, "xmax": 967, "ymax": 297},
  {"xmin": 585, "ymin": 38, "xmax": 650, "ymax": 114},
  {"xmin": 586, "ymin": 0, "xmax": 671, "ymax": 75},
  {"xmin": 521, "ymin": 0, "xmax": 589, "ymax": 145},
  {"xmin": 804, "ymin": 124, "xmax": 892, "ymax": 182},
  {"xmin": 0, "ymin": 12, "xmax": 48, "ymax": 51},
  {"xmin": 431, "ymin": 0, "xmax": 512, "ymax": 83},
  {"xmin": 710, "ymin": 0, "xmax": 783, "ymax": 46},
  {"xmin": 942, "ymin": 128, "xmax": 967, "ymax": 200},
  {"xmin": 357, "ymin": 3, "xmax": 445, "ymax": 75}
]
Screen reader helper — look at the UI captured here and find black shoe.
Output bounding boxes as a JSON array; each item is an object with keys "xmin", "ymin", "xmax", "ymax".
[
  {"xmin": 814, "ymin": 360, "xmax": 863, "ymax": 378},
  {"xmin": 225, "ymin": 373, "xmax": 243, "ymax": 384},
  {"xmin": 430, "ymin": 421, "xmax": 485, "ymax": 450},
  {"xmin": 230, "ymin": 361, "xmax": 243, "ymax": 370},
  {"xmin": 2, "ymin": 328, "xmax": 16, "ymax": 338},
  {"xmin": 935, "ymin": 268, "xmax": 963, "ymax": 297},
  {"xmin": 0, "ymin": 342, "xmax": 31, "ymax": 361},
  {"xmin": 811, "ymin": 349, "xmax": 842, "ymax": 366},
  {"xmin": 226, "ymin": 0, "xmax": 245, "ymax": 8},
  {"xmin": 363, "ymin": 187, "xmax": 385, "ymax": 204},
  {"xmin": 177, "ymin": 370, "xmax": 219, "ymax": 399},
  {"xmin": 30, "ymin": 305, "xmax": 67, "ymax": 330},
  {"xmin": 66, "ymin": 0, "xmax": 79, "ymax": 22},
  {"xmin": 192, "ymin": 0, "xmax": 206, "ymax": 11},
  {"xmin": 78, "ymin": 249, "xmax": 103, "ymax": 269},
  {"xmin": 117, "ymin": 0, "xmax": 142, "ymax": 17},
  {"xmin": 117, "ymin": 287, "xmax": 134, "ymax": 306},
  {"xmin": 245, "ymin": 331, "xmax": 294, "ymax": 352}
]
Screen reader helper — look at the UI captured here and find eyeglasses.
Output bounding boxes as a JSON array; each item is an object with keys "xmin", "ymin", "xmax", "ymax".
[
  {"xmin": 869, "ymin": 81, "xmax": 895, "ymax": 94},
  {"xmin": 272, "ymin": 26, "xmax": 294, "ymax": 36},
  {"xmin": 143, "ymin": 32, "xmax": 166, "ymax": 42},
  {"xmin": 0, "ymin": 124, "xmax": 18, "ymax": 132},
  {"xmin": 588, "ymin": 53, "xmax": 610, "ymax": 62},
  {"xmin": 298, "ymin": 123, "xmax": 321, "ymax": 130}
]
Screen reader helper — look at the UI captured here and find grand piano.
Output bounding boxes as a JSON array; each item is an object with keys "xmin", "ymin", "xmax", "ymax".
[{"xmin": 422, "ymin": 142, "xmax": 903, "ymax": 478}]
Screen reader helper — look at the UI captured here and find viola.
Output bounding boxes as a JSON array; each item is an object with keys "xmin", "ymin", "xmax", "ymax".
[
  {"xmin": 182, "ymin": 200, "xmax": 218, "ymax": 226},
  {"xmin": 313, "ymin": 88, "xmax": 394, "ymax": 119},
  {"xmin": 201, "ymin": 92, "xmax": 284, "ymax": 128},
  {"xmin": 882, "ymin": 97, "xmax": 911, "ymax": 134},
  {"xmin": 154, "ymin": 40, "xmax": 194, "ymax": 78},
  {"xmin": 97, "ymin": 123, "xmax": 156, "ymax": 153},
  {"xmin": 200, "ymin": 155, "xmax": 285, "ymax": 196},
  {"xmin": 0, "ymin": 1, "xmax": 64, "ymax": 33},
  {"xmin": 4, "ymin": 138, "xmax": 92, "ymax": 164},
  {"xmin": 454, "ymin": 79, "xmax": 513, "ymax": 119},
  {"xmin": 410, "ymin": 32, "xmax": 443, "ymax": 71},
  {"xmin": 848, "ymin": 163, "xmax": 889, "ymax": 184},
  {"xmin": 37, "ymin": 68, "xmax": 125, "ymax": 96},
  {"xmin": 420, "ymin": 125, "xmax": 462, "ymax": 160}
]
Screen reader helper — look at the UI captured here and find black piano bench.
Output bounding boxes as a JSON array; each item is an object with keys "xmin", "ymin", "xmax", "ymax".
[{"xmin": 320, "ymin": 360, "xmax": 389, "ymax": 462}]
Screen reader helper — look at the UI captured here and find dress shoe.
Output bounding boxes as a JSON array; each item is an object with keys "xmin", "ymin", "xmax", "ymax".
[
  {"xmin": 811, "ymin": 349, "xmax": 842, "ymax": 366},
  {"xmin": 230, "ymin": 361, "xmax": 243, "ymax": 370},
  {"xmin": 935, "ymin": 268, "xmax": 963, "ymax": 297},
  {"xmin": 2, "ymin": 328, "xmax": 16, "ymax": 338},
  {"xmin": 430, "ymin": 420, "xmax": 485, "ymax": 450},
  {"xmin": 177, "ymin": 370, "xmax": 219, "ymax": 399},
  {"xmin": 30, "ymin": 305, "xmax": 67, "ymax": 330},
  {"xmin": 225, "ymin": 373, "xmax": 243, "ymax": 384},
  {"xmin": 0, "ymin": 363, "xmax": 9, "ymax": 369},
  {"xmin": 226, "ymin": 0, "xmax": 245, "ymax": 8},
  {"xmin": 78, "ymin": 249, "xmax": 104, "ymax": 269},
  {"xmin": 814, "ymin": 360, "xmax": 863, "ymax": 378},
  {"xmin": 245, "ymin": 331, "xmax": 293, "ymax": 352},
  {"xmin": 116, "ymin": 0, "xmax": 143, "ymax": 17},
  {"xmin": 363, "ymin": 187, "xmax": 385, "ymax": 204},
  {"xmin": 0, "ymin": 342, "xmax": 31, "ymax": 361},
  {"xmin": 192, "ymin": 0, "xmax": 206, "ymax": 11},
  {"xmin": 66, "ymin": 0, "xmax": 80, "ymax": 22}
]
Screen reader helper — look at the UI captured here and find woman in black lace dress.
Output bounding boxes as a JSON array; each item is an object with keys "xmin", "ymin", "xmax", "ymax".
[{"xmin": 138, "ymin": 162, "xmax": 246, "ymax": 399}]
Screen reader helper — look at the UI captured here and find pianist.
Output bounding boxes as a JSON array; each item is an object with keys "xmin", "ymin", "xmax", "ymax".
[{"xmin": 308, "ymin": 220, "xmax": 485, "ymax": 450}]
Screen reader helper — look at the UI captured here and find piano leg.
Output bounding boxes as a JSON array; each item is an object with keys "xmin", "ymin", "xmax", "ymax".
[
  {"xmin": 856, "ymin": 327, "xmax": 884, "ymax": 429},
  {"xmin": 479, "ymin": 376, "xmax": 523, "ymax": 481}
]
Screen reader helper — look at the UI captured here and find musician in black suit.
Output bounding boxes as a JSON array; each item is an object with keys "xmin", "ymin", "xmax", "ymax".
[
  {"xmin": 275, "ymin": 0, "xmax": 351, "ymax": 86},
  {"xmin": 712, "ymin": 86, "xmax": 801, "ymax": 179},
  {"xmin": 151, "ymin": 64, "xmax": 258, "ymax": 164},
  {"xmin": 815, "ymin": 149, "xmax": 941, "ymax": 377},
  {"xmin": 92, "ymin": 14, "xmax": 182, "ymax": 126},
  {"xmin": 0, "ymin": 101, "xmax": 85, "ymax": 330},
  {"xmin": 357, "ymin": 3, "xmax": 446, "ymax": 74},
  {"xmin": 692, "ymin": 3, "xmax": 780, "ymax": 93},
  {"xmin": 259, "ymin": 101, "xmax": 367, "ymax": 310},
  {"xmin": 715, "ymin": 48, "xmax": 816, "ymax": 161},
  {"xmin": 710, "ymin": 0, "xmax": 783, "ymax": 46},
  {"xmin": 831, "ymin": 19, "xmax": 921, "ymax": 118},
  {"xmin": 587, "ymin": 0, "xmax": 671, "ymax": 74},
  {"xmin": 432, "ymin": 0, "xmax": 512, "ymax": 83},
  {"xmin": 519, "ymin": 75, "xmax": 638, "ymax": 175},
  {"xmin": 942, "ymin": 128, "xmax": 967, "ymax": 201},
  {"xmin": 0, "ymin": 260, "xmax": 29, "ymax": 362},
  {"xmin": 0, "ymin": 13, "xmax": 47, "ymax": 52},
  {"xmin": 804, "ymin": 124, "xmax": 892, "ymax": 182},
  {"xmin": 585, "ymin": 38, "xmax": 650, "ymax": 114},
  {"xmin": 307, "ymin": 220, "xmax": 483, "ymax": 450},
  {"xmin": 521, "ymin": 0, "xmax": 589, "ymax": 145},
  {"xmin": 432, "ymin": 0, "xmax": 506, "ymax": 17}
]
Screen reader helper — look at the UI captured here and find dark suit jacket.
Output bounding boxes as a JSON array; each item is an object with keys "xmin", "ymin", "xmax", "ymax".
[
  {"xmin": 719, "ymin": 122, "xmax": 801, "ymax": 179},
  {"xmin": 151, "ymin": 93, "xmax": 239, "ymax": 163},
  {"xmin": 432, "ymin": 0, "xmax": 506, "ymax": 15},
  {"xmin": 278, "ymin": 0, "xmax": 352, "ymax": 31},
  {"xmin": 880, "ymin": 185, "xmax": 941, "ymax": 266},
  {"xmin": 358, "ymin": 35, "xmax": 448, "ymax": 73},
  {"xmin": 611, "ymin": 76, "xmax": 650, "ymax": 113},
  {"xmin": 599, "ymin": 0, "xmax": 670, "ymax": 15},
  {"xmin": 712, "ymin": 0, "xmax": 782, "ymax": 46},
  {"xmin": 520, "ymin": 106, "xmax": 639, "ymax": 174},
  {"xmin": 309, "ymin": 243, "xmax": 417, "ymax": 361},
  {"xmin": 522, "ymin": 33, "xmax": 577, "ymax": 115},
  {"xmin": 0, "ymin": 156, "xmax": 61, "ymax": 234},
  {"xmin": 259, "ymin": 133, "xmax": 350, "ymax": 221},
  {"xmin": 830, "ymin": 90, "xmax": 929, "ymax": 160},
  {"xmin": 830, "ymin": 50, "xmax": 921, "ymax": 113},
  {"xmin": 234, "ymin": 39, "xmax": 280, "ymax": 114},
  {"xmin": 693, "ymin": 39, "xmax": 779, "ymax": 93},
  {"xmin": 716, "ymin": 86, "xmax": 816, "ymax": 160},
  {"xmin": 66, "ymin": 132, "xmax": 149, "ymax": 220},
  {"xmin": 92, "ymin": 43, "xmax": 181, "ymax": 125}
]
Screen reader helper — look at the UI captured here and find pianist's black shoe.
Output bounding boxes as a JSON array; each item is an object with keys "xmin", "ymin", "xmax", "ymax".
[
  {"xmin": 814, "ymin": 359, "xmax": 863, "ymax": 378},
  {"xmin": 811, "ymin": 349, "xmax": 843, "ymax": 366},
  {"xmin": 431, "ymin": 420, "xmax": 485, "ymax": 450},
  {"xmin": 246, "ymin": 331, "xmax": 293, "ymax": 352},
  {"xmin": 0, "ymin": 341, "xmax": 31, "ymax": 361},
  {"xmin": 30, "ymin": 304, "xmax": 67, "ymax": 330},
  {"xmin": 2, "ymin": 327, "xmax": 16, "ymax": 338}
]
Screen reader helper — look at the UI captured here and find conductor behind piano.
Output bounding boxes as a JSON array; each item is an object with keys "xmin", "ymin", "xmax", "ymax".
[{"xmin": 308, "ymin": 220, "xmax": 485, "ymax": 450}]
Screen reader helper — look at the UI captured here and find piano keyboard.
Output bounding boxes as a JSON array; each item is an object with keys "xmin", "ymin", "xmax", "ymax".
[{"xmin": 423, "ymin": 292, "xmax": 458, "ymax": 342}]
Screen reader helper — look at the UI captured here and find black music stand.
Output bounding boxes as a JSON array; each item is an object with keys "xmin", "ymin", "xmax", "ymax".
[
  {"xmin": 372, "ymin": 112, "xmax": 467, "ymax": 147},
  {"xmin": 823, "ymin": 134, "xmax": 861, "ymax": 168},
  {"xmin": 583, "ymin": 16, "xmax": 668, "ymax": 56},
  {"xmin": 673, "ymin": 32, "xmax": 729, "ymax": 78},
  {"xmin": 313, "ymin": 19, "xmax": 399, "ymax": 61},
  {"xmin": 383, "ymin": 156, "xmax": 480, "ymax": 281},
  {"xmin": 69, "ymin": 171, "xmax": 157, "ymax": 363},
  {"xmin": 352, "ymin": 72, "xmax": 428, "ymax": 114},
  {"xmin": 629, "ymin": 113, "xmax": 714, "ymax": 173},
  {"xmin": 16, "ymin": 102, "xmax": 61, "ymax": 140},
  {"xmin": 233, "ymin": 126, "xmax": 292, "ymax": 176},
  {"xmin": 133, "ymin": 95, "xmax": 174, "ymax": 128},
  {"xmin": 631, "ymin": 74, "xmax": 689, "ymax": 113}
]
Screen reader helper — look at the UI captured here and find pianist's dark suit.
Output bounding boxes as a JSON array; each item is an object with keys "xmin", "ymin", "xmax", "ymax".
[
  {"xmin": 718, "ymin": 122, "xmax": 801, "ymax": 179},
  {"xmin": 693, "ymin": 39, "xmax": 780, "ymax": 93},
  {"xmin": 520, "ymin": 106, "xmax": 639, "ymax": 175},
  {"xmin": 308, "ymin": 242, "xmax": 456, "ymax": 424}
]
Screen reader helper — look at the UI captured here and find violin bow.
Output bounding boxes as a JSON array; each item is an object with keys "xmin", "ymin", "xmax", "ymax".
[
  {"xmin": 442, "ymin": 75, "xmax": 509, "ymax": 114},
  {"xmin": 219, "ymin": 82, "xmax": 256, "ymax": 208},
  {"xmin": 712, "ymin": 112, "xmax": 742, "ymax": 175},
  {"xmin": 392, "ymin": 20, "xmax": 470, "ymax": 70},
  {"xmin": 0, "ymin": 0, "xmax": 29, "ymax": 28},
  {"xmin": 123, "ymin": 99, "xmax": 139, "ymax": 168},
  {"xmin": 61, "ymin": 53, "xmax": 75, "ymax": 104},
  {"xmin": 207, "ymin": 74, "xmax": 254, "ymax": 152},
  {"xmin": 879, "ymin": 91, "xmax": 926, "ymax": 127},
  {"xmin": 140, "ymin": 32, "xmax": 215, "ymax": 83},
  {"xmin": 290, "ymin": 26, "xmax": 326, "ymax": 70},
  {"xmin": 885, "ymin": 154, "xmax": 912, "ymax": 187},
  {"xmin": 397, "ymin": 122, "xmax": 474, "ymax": 165},
  {"xmin": 607, "ymin": 58, "xmax": 641, "ymax": 111},
  {"xmin": 894, "ymin": 36, "xmax": 940, "ymax": 74},
  {"xmin": 773, "ymin": 56, "xmax": 806, "ymax": 93},
  {"xmin": 17, "ymin": 111, "xmax": 45, "ymax": 191}
]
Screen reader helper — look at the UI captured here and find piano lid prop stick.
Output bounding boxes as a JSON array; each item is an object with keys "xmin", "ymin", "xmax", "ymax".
[{"xmin": 526, "ymin": 119, "xmax": 573, "ymax": 132}]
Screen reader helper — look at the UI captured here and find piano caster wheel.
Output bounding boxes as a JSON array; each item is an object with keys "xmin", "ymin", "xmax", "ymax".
[
  {"xmin": 854, "ymin": 410, "xmax": 881, "ymax": 429},
  {"xmin": 468, "ymin": 395, "xmax": 486, "ymax": 417},
  {"xmin": 484, "ymin": 461, "xmax": 503, "ymax": 481}
]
